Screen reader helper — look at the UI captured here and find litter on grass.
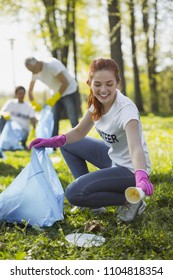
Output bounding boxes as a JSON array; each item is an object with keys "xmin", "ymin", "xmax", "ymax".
[{"xmin": 65, "ymin": 233, "xmax": 105, "ymax": 248}]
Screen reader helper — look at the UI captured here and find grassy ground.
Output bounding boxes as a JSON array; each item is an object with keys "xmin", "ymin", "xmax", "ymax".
[{"xmin": 0, "ymin": 115, "xmax": 173, "ymax": 260}]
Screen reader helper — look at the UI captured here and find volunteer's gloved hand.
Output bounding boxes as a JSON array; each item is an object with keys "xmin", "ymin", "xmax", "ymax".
[
  {"xmin": 135, "ymin": 169, "xmax": 154, "ymax": 196},
  {"xmin": 31, "ymin": 100, "xmax": 42, "ymax": 111},
  {"xmin": 1, "ymin": 112, "xmax": 10, "ymax": 120},
  {"xmin": 46, "ymin": 92, "xmax": 61, "ymax": 107},
  {"xmin": 28, "ymin": 134, "xmax": 66, "ymax": 150}
]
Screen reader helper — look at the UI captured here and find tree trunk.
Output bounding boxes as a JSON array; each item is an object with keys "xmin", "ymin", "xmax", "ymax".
[
  {"xmin": 41, "ymin": 0, "xmax": 81, "ymax": 119},
  {"xmin": 71, "ymin": 0, "xmax": 77, "ymax": 81},
  {"xmin": 41, "ymin": 0, "xmax": 59, "ymax": 57},
  {"xmin": 41, "ymin": 0, "xmax": 70, "ymax": 65},
  {"xmin": 71, "ymin": 0, "xmax": 82, "ymax": 117},
  {"xmin": 107, "ymin": 0, "xmax": 126, "ymax": 94},
  {"xmin": 142, "ymin": 0, "xmax": 158, "ymax": 112},
  {"xmin": 150, "ymin": 0, "xmax": 158, "ymax": 112},
  {"xmin": 129, "ymin": 0, "xmax": 144, "ymax": 112}
]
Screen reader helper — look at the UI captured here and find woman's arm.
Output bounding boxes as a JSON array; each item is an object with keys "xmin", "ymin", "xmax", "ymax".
[
  {"xmin": 125, "ymin": 119, "xmax": 147, "ymax": 171},
  {"xmin": 65, "ymin": 110, "xmax": 94, "ymax": 143},
  {"xmin": 28, "ymin": 110, "xmax": 94, "ymax": 149},
  {"xmin": 125, "ymin": 119, "xmax": 154, "ymax": 196}
]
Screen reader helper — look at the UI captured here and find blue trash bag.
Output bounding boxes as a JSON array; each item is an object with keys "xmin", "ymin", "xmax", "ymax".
[
  {"xmin": 36, "ymin": 105, "xmax": 54, "ymax": 154},
  {"xmin": 0, "ymin": 120, "xmax": 24, "ymax": 151},
  {"xmin": 36, "ymin": 105, "xmax": 54, "ymax": 138},
  {"xmin": 0, "ymin": 147, "xmax": 64, "ymax": 227}
]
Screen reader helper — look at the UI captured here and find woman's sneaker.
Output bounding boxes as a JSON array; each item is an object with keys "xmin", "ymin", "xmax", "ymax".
[{"xmin": 116, "ymin": 200, "xmax": 146, "ymax": 222}]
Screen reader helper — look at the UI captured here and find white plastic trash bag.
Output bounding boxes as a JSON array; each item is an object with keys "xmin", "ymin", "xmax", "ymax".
[
  {"xmin": 0, "ymin": 120, "xmax": 25, "ymax": 151},
  {"xmin": 36, "ymin": 105, "xmax": 54, "ymax": 154},
  {"xmin": 36, "ymin": 105, "xmax": 54, "ymax": 138},
  {"xmin": 0, "ymin": 147, "xmax": 64, "ymax": 227}
]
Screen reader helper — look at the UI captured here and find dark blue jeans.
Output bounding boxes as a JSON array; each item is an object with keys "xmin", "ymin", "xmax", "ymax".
[
  {"xmin": 60, "ymin": 137, "xmax": 136, "ymax": 208},
  {"xmin": 52, "ymin": 92, "xmax": 79, "ymax": 136}
]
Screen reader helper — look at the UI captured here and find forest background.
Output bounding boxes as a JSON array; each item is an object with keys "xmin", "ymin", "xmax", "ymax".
[{"xmin": 0, "ymin": 0, "xmax": 173, "ymax": 115}]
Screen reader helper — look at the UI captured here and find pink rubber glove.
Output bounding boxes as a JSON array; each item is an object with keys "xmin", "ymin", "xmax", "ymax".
[
  {"xmin": 135, "ymin": 169, "xmax": 154, "ymax": 196},
  {"xmin": 28, "ymin": 134, "xmax": 66, "ymax": 150}
]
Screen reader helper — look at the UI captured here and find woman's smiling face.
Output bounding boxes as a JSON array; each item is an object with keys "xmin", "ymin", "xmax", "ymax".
[{"xmin": 90, "ymin": 69, "xmax": 118, "ymax": 109}]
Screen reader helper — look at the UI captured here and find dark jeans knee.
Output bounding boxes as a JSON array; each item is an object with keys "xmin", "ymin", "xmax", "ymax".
[{"xmin": 65, "ymin": 181, "xmax": 83, "ymax": 206}]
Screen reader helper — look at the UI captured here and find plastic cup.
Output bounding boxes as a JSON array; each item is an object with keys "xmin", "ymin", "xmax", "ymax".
[{"xmin": 125, "ymin": 187, "xmax": 145, "ymax": 204}]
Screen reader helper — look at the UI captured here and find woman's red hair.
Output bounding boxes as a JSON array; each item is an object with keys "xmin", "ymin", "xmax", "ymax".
[{"xmin": 87, "ymin": 58, "xmax": 121, "ymax": 121}]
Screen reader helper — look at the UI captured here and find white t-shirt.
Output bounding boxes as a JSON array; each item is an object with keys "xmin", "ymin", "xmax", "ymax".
[
  {"xmin": 89, "ymin": 90, "xmax": 151, "ymax": 174},
  {"xmin": 32, "ymin": 58, "xmax": 77, "ymax": 96},
  {"xmin": 1, "ymin": 99, "xmax": 35, "ymax": 131}
]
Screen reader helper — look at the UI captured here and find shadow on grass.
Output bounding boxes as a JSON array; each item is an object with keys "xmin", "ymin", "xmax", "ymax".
[
  {"xmin": 0, "ymin": 162, "xmax": 24, "ymax": 177},
  {"xmin": 150, "ymin": 170, "xmax": 173, "ymax": 184}
]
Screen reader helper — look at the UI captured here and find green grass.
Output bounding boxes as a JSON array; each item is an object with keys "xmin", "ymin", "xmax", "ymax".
[{"xmin": 0, "ymin": 116, "xmax": 173, "ymax": 260}]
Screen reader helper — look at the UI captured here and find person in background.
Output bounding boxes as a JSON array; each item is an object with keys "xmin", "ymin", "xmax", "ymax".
[
  {"xmin": 28, "ymin": 58, "xmax": 154, "ymax": 223},
  {"xmin": 0, "ymin": 86, "xmax": 37, "ymax": 148},
  {"xmin": 25, "ymin": 57, "xmax": 79, "ymax": 137}
]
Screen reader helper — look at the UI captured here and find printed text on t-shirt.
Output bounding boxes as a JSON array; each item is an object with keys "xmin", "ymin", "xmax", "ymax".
[{"xmin": 97, "ymin": 129, "xmax": 119, "ymax": 143}]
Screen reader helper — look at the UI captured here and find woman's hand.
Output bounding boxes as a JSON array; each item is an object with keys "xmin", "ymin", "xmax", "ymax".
[
  {"xmin": 135, "ymin": 169, "xmax": 154, "ymax": 196},
  {"xmin": 28, "ymin": 134, "xmax": 66, "ymax": 149}
]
